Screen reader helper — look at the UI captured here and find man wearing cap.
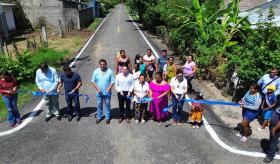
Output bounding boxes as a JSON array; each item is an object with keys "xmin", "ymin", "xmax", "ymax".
[
  {"xmin": 263, "ymin": 106, "xmax": 280, "ymax": 163},
  {"xmin": 35, "ymin": 63, "xmax": 60, "ymax": 122},
  {"xmin": 258, "ymin": 85, "xmax": 278, "ymax": 131}
]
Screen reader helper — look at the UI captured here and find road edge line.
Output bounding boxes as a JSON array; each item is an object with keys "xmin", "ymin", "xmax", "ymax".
[
  {"xmin": 0, "ymin": 11, "xmax": 114, "ymax": 137},
  {"xmin": 126, "ymin": 10, "xmax": 280, "ymax": 159}
]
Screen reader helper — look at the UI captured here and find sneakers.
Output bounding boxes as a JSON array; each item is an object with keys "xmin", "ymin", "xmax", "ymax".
[
  {"xmin": 141, "ymin": 119, "xmax": 145, "ymax": 124},
  {"xmin": 45, "ymin": 117, "xmax": 51, "ymax": 122},
  {"xmin": 9, "ymin": 123, "xmax": 15, "ymax": 128},
  {"xmin": 257, "ymin": 127, "xmax": 264, "ymax": 132},
  {"xmin": 118, "ymin": 118, "xmax": 123, "ymax": 124},
  {"xmin": 135, "ymin": 120, "xmax": 139, "ymax": 124},
  {"xmin": 158, "ymin": 121, "xmax": 162, "ymax": 125},
  {"xmin": 17, "ymin": 119, "xmax": 22, "ymax": 125},
  {"xmin": 240, "ymin": 136, "xmax": 247, "ymax": 142},
  {"xmin": 177, "ymin": 122, "xmax": 182, "ymax": 126},
  {"xmin": 195, "ymin": 125, "xmax": 200, "ymax": 129},
  {"xmin": 76, "ymin": 116, "xmax": 81, "ymax": 122},
  {"xmin": 57, "ymin": 116, "xmax": 61, "ymax": 121},
  {"xmin": 96, "ymin": 119, "xmax": 101, "ymax": 125},
  {"xmin": 172, "ymin": 121, "xmax": 177, "ymax": 125},
  {"xmin": 263, "ymin": 157, "xmax": 273, "ymax": 163},
  {"xmin": 105, "ymin": 119, "xmax": 110, "ymax": 124},
  {"xmin": 191, "ymin": 125, "xmax": 195, "ymax": 129},
  {"xmin": 235, "ymin": 132, "xmax": 242, "ymax": 137}
]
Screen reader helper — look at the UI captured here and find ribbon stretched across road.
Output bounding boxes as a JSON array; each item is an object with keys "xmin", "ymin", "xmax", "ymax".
[
  {"xmin": 17, "ymin": 90, "xmax": 90, "ymax": 104},
  {"xmin": 163, "ymin": 98, "xmax": 240, "ymax": 113}
]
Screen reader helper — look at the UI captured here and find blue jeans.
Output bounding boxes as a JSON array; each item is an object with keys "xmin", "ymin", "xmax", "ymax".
[
  {"xmin": 65, "ymin": 93, "xmax": 80, "ymax": 116},
  {"xmin": 171, "ymin": 94, "xmax": 184, "ymax": 122},
  {"xmin": 2, "ymin": 95, "xmax": 20, "ymax": 124},
  {"xmin": 96, "ymin": 94, "xmax": 111, "ymax": 120},
  {"xmin": 266, "ymin": 130, "xmax": 280, "ymax": 159}
]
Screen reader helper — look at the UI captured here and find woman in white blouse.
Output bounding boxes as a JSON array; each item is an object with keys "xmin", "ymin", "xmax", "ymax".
[{"xmin": 132, "ymin": 74, "xmax": 150, "ymax": 123}]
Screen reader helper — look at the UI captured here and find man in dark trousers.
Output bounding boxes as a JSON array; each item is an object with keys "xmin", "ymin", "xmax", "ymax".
[
  {"xmin": 263, "ymin": 106, "xmax": 280, "ymax": 163},
  {"xmin": 57, "ymin": 65, "xmax": 82, "ymax": 121}
]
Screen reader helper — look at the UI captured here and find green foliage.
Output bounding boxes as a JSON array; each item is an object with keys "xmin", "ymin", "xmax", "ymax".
[
  {"xmin": 87, "ymin": 18, "xmax": 103, "ymax": 32},
  {"xmin": 99, "ymin": 0, "xmax": 121, "ymax": 16},
  {"xmin": 126, "ymin": 0, "xmax": 280, "ymax": 95},
  {"xmin": 0, "ymin": 48, "xmax": 67, "ymax": 82}
]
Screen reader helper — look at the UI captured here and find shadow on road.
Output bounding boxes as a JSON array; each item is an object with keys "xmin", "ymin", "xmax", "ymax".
[{"xmin": 21, "ymin": 110, "xmax": 44, "ymax": 120}]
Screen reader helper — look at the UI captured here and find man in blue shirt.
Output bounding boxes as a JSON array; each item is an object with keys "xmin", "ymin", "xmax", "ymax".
[
  {"xmin": 35, "ymin": 63, "xmax": 60, "ymax": 122},
  {"xmin": 57, "ymin": 65, "xmax": 82, "ymax": 121},
  {"xmin": 258, "ymin": 68, "xmax": 280, "ymax": 96},
  {"xmin": 91, "ymin": 59, "xmax": 115, "ymax": 124},
  {"xmin": 156, "ymin": 49, "xmax": 168, "ymax": 73}
]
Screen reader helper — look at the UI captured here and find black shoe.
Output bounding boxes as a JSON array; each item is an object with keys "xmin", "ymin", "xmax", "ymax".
[
  {"xmin": 68, "ymin": 115, "xmax": 73, "ymax": 122},
  {"xmin": 263, "ymin": 157, "xmax": 273, "ymax": 163},
  {"xmin": 96, "ymin": 119, "xmax": 101, "ymax": 125},
  {"xmin": 57, "ymin": 116, "xmax": 61, "ymax": 121},
  {"xmin": 45, "ymin": 117, "xmax": 51, "ymax": 122},
  {"xmin": 76, "ymin": 116, "xmax": 81, "ymax": 122},
  {"xmin": 106, "ymin": 119, "xmax": 110, "ymax": 124}
]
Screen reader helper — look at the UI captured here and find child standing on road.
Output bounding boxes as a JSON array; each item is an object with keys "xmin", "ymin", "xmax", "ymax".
[
  {"xmin": 190, "ymin": 92, "xmax": 204, "ymax": 129},
  {"xmin": 258, "ymin": 85, "xmax": 277, "ymax": 131}
]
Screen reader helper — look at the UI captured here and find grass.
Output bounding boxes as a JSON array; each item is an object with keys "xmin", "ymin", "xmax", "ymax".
[
  {"xmin": 49, "ymin": 36, "xmax": 82, "ymax": 55},
  {"xmin": 0, "ymin": 83, "xmax": 37, "ymax": 121},
  {"xmin": 30, "ymin": 47, "xmax": 68, "ymax": 68},
  {"xmin": 0, "ymin": 16, "xmax": 105, "ymax": 120},
  {"xmin": 87, "ymin": 18, "xmax": 103, "ymax": 32},
  {"xmin": 124, "ymin": 4, "xmax": 139, "ymax": 21}
]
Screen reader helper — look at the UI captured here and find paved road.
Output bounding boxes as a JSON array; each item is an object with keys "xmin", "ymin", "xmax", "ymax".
[{"xmin": 0, "ymin": 5, "xmax": 275, "ymax": 164}]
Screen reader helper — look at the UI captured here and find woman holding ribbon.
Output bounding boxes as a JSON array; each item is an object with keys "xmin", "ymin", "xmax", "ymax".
[
  {"xmin": 238, "ymin": 83, "xmax": 262, "ymax": 142},
  {"xmin": 149, "ymin": 72, "xmax": 170, "ymax": 125},
  {"xmin": 132, "ymin": 74, "xmax": 150, "ymax": 124}
]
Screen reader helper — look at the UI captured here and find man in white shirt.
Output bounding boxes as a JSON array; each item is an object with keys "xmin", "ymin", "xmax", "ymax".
[
  {"xmin": 115, "ymin": 65, "xmax": 134, "ymax": 123},
  {"xmin": 170, "ymin": 70, "xmax": 188, "ymax": 125},
  {"xmin": 143, "ymin": 49, "xmax": 156, "ymax": 81}
]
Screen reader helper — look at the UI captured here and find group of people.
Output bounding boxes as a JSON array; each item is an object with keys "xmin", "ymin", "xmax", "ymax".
[
  {"xmin": 1, "ymin": 49, "xmax": 280, "ymax": 163},
  {"xmin": 93, "ymin": 49, "xmax": 198, "ymax": 126},
  {"xmin": 236, "ymin": 68, "xmax": 280, "ymax": 163}
]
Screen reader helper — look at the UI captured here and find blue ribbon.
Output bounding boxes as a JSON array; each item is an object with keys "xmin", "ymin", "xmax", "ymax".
[
  {"xmin": 17, "ymin": 90, "xmax": 89, "ymax": 103},
  {"xmin": 162, "ymin": 98, "xmax": 240, "ymax": 113}
]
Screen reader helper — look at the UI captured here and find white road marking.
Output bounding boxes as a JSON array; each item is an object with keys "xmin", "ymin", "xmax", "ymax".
[
  {"xmin": 127, "ymin": 11, "xmax": 280, "ymax": 159},
  {"xmin": 0, "ymin": 11, "xmax": 114, "ymax": 137},
  {"xmin": 118, "ymin": 26, "xmax": 120, "ymax": 33}
]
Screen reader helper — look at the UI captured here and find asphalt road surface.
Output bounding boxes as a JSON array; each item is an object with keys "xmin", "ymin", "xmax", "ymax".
[{"xmin": 0, "ymin": 4, "xmax": 277, "ymax": 164}]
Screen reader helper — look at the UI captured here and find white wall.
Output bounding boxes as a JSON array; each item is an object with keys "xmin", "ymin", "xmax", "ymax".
[{"xmin": 2, "ymin": 6, "xmax": 16, "ymax": 30}]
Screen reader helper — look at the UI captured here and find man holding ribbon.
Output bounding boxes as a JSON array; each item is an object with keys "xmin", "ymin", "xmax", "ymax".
[
  {"xmin": 115, "ymin": 65, "xmax": 134, "ymax": 124},
  {"xmin": 35, "ymin": 63, "xmax": 60, "ymax": 122},
  {"xmin": 170, "ymin": 70, "xmax": 188, "ymax": 125},
  {"xmin": 57, "ymin": 65, "xmax": 82, "ymax": 122},
  {"xmin": 91, "ymin": 59, "xmax": 115, "ymax": 125}
]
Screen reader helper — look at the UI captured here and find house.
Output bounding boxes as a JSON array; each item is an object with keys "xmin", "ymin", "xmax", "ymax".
[
  {"xmin": 224, "ymin": 0, "xmax": 268, "ymax": 12},
  {"xmin": 0, "ymin": 3, "xmax": 16, "ymax": 31},
  {"xmin": 20, "ymin": 0, "xmax": 94, "ymax": 30},
  {"xmin": 241, "ymin": 0, "xmax": 280, "ymax": 27}
]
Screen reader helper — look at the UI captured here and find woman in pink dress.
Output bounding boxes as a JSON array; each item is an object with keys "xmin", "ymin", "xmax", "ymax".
[{"xmin": 149, "ymin": 72, "xmax": 170, "ymax": 124}]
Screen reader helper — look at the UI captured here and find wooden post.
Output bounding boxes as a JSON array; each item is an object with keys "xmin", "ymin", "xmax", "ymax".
[
  {"xmin": 0, "ymin": 36, "xmax": 4, "ymax": 54},
  {"xmin": 41, "ymin": 26, "xmax": 48, "ymax": 44},
  {"xmin": 58, "ymin": 20, "xmax": 64, "ymax": 38}
]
